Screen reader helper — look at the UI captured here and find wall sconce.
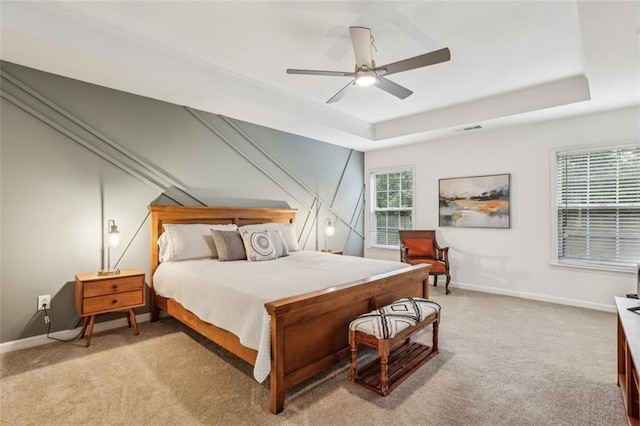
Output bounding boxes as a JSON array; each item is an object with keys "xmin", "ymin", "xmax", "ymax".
[
  {"xmin": 98, "ymin": 219, "xmax": 121, "ymax": 276},
  {"xmin": 322, "ymin": 218, "xmax": 335, "ymax": 252}
]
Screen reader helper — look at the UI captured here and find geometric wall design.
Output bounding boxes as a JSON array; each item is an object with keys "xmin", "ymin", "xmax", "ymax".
[{"xmin": 0, "ymin": 60, "xmax": 364, "ymax": 342}]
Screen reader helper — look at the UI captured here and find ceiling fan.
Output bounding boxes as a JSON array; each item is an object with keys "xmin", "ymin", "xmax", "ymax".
[{"xmin": 286, "ymin": 26, "xmax": 451, "ymax": 104}]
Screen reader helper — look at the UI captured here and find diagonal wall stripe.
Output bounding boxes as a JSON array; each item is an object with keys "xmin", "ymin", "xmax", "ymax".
[
  {"xmin": 0, "ymin": 70, "xmax": 204, "ymax": 207},
  {"xmin": 220, "ymin": 114, "xmax": 365, "ymax": 240},
  {"xmin": 1, "ymin": 64, "xmax": 365, "ymax": 253}
]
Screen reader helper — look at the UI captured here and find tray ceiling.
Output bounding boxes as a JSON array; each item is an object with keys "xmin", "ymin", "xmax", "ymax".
[{"xmin": 1, "ymin": 1, "xmax": 638, "ymax": 151}]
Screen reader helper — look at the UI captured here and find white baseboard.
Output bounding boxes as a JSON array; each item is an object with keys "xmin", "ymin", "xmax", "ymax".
[
  {"xmin": 451, "ymin": 281, "xmax": 617, "ymax": 313},
  {"xmin": 0, "ymin": 284, "xmax": 616, "ymax": 354},
  {"xmin": 0, "ymin": 312, "xmax": 152, "ymax": 354}
]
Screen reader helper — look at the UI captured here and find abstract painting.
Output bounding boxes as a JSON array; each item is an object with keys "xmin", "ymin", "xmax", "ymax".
[{"xmin": 439, "ymin": 174, "xmax": 510, "ymax": 228}]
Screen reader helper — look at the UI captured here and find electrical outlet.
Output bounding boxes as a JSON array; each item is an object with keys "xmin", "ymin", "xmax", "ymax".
[{"xmin": 37, "ymin": 295, "xmax": 51, "ymax": 311}]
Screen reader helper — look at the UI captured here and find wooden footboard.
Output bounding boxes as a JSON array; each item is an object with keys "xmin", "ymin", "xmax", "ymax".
[
  {"xmin": 265, "ymin": 264, "xmax": 429, "ymax": 413},
  {"xmin": 152, "ymin": 264, "xmax": 428, "ymax": 414}
]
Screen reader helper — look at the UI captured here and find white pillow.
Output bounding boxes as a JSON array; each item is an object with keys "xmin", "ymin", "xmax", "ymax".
[
  {"xmin": 239, "ymin": 223, "xmax": 300, "ymax": 252},
  {"xmin": 240, "ymin": 229, "xmax": 278, "ymax": 262},
  {"xmin": 268, "ymin": 230, "xmax": 289, "ymax": 258},
  {"xmin": 158, "ymin": 223, "xmax": 238, "ymax": 262}
]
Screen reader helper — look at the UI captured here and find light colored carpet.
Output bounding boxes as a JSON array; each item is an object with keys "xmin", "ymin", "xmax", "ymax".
[{"xmin": 0, "ymin": 289, "xmax": 627, "ymax": 425}]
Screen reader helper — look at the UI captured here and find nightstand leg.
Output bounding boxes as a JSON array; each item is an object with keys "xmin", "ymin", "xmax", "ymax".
[
  {"xmin": 80, "ymin": 317, "xmax": 89, "ymax": 338},
  {"xmin": 85, "ymin": 315, "xmax": 96, "ymax": 347},
  {"xmin": 129, "ymin": 309, "xmax": 140, "ymax": 335}
]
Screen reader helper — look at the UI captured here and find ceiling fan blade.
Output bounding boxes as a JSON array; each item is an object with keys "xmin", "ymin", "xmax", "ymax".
[
  {"xmin": 327, "ymin": 80, "xmax": 355, "ymax": 104},
  {"xmin": 287, "ymin": 69, "xmax": 355, "ymax": 77},
  {"xmin": 349, "ymin": 26, "xmax": 373, "ymax": 68},
  {"xmin": 375, "ymin": 47, "xmax": 450, "ymax": 76},
  {"xmin": 375, "ymin": 77, "xmax": 413, "ymax": 100}
]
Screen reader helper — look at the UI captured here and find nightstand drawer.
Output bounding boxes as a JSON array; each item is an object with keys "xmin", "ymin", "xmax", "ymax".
[
  {"xmin": 83, "ymin": 290, "xmax": 144, "ymax": 314},
  {"xmin": 83, "ymin": 275, "xmax": 144, "ymax": 297}
]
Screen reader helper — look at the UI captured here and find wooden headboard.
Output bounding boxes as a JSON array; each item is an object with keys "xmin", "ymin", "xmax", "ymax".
[{"xmin": 148, "ymin": 205, "xmax": 297, "ymax": 280}]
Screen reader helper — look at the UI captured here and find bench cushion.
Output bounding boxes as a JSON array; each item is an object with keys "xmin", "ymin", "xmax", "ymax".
[{"xmin": 349, "ymin": 297, "xmax": 441, "ymax": 339}]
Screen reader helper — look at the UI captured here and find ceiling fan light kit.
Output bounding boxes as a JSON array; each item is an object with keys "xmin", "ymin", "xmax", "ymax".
[
  {"xmin": 286, "ymin": 26, "xmax": 450, "ymax": 103},
  {"xmin": 355, "ymin": 71, "xmax": 377, "ymax": 87}
]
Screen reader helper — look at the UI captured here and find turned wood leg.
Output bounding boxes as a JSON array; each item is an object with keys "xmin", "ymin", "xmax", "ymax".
[
  {"xmin": 432, "ymin": 318, "xmax": 439, "ymax": 352},
  {"xmin": 445, "ymin": 274, "xmax": 451, "ymax": 294},
  {"xmin": 433, "ymin": 275, "xmax": 438, "ymax": 287},
  {"xmin": 378, "ymin": 339, "xmax": 390, "ymax": 396},
  {"xmin": 349, "ymin": 331, "xmax": 358, "ymax": 381}
]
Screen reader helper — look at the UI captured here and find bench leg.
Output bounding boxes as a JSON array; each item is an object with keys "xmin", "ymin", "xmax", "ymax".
[
  {"xmin": 432, "ymin": 318, "xmax": 439, "ymax": 352},
  {"xmin": 349, "ymin": 330, "xmax": 358, "ymax": 381},
  {"xmin": 378, "ymin": 339, "xmax": 391, "ymax": 396}
]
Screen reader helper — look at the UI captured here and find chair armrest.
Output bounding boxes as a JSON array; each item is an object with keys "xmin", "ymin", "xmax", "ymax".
[
  {"xmin": 434, "ymin": 244, "xmax": 450, "ymax": 264},
  {"xmin": 441, "ymin": 247, "xmax": 449, "ymax": 265},
  {"xmin": 400, "ymin": 245, "xmax": 409, "ymax": 263}
]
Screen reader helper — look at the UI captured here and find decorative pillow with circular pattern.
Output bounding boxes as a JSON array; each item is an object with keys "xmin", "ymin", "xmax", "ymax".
[{"xmin": 240, "ymin": 229, "xmax": 278, "ymax": 262}]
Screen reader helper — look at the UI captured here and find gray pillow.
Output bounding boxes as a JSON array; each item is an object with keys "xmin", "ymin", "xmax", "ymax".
[{"xmin": 210, "ymin": 230, "xmax": 246, "ymax": 261}]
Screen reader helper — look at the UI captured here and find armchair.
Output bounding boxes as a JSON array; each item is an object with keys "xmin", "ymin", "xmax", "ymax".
[{"xmin": 399, "ymin": 230, "xmax": 451, "ymax": 294}]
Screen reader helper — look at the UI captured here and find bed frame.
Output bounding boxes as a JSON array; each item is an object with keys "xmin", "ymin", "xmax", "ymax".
[{"xmin": 148, "ymin": 205, "xmax": 430, "ymax": 413}]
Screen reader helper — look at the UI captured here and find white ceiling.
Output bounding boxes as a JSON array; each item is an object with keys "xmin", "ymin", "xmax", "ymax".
[{"xmin": 1, "ymin": 1, "xmax": 638, "ymax": 151}]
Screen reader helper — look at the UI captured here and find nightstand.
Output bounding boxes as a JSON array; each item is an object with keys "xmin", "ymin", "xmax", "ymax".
[
  {"xmin": 321, "ymin": 250, "xmax": 344, "ymax": 255},
  {"xmin": 74, "ymin": 269, "xmax": 146, "ymax": 347}
]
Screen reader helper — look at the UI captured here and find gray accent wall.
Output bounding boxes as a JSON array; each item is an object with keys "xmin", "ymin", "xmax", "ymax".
[{"xmin": 0, "ymin": 61, "xmax": 365, "ymax": 344}]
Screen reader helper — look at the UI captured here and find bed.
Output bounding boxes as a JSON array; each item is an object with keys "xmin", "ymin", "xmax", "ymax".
[{"xmin": 148, "ymin": 205, "xmax": 430, "ymax": 413}]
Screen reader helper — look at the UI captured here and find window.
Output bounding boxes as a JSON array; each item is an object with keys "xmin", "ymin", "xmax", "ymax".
[
  {"xmin": 556, "ymin": 145, "xmax": 640, "ymax": 268},
  {"xmin": 370, "ymin": 167, "xmax": 414, "ymax": 248}
]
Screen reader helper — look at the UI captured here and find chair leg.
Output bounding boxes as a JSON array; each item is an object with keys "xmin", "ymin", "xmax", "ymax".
[
  {"xmin": 432, "ymin": 275, "xmax": 438, "ymax": 287},
  {"xmin": 445, "ymin": 273, "xmax": 451, "ymax": 294}
]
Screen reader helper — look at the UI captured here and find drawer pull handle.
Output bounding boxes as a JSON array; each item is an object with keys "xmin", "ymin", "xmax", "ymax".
[
  {"xmin": 112, "ymin": 284, "xmax": 118, "ymax": 290},
  {"xmin": 112, "ymin": 299, "xmax": 118, "ymax": 304}
]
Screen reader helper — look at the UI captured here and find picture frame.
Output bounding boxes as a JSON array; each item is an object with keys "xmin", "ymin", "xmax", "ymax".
[{"xmin": 439, "ymin": 173, "xmax": 510, "ymax": 228}]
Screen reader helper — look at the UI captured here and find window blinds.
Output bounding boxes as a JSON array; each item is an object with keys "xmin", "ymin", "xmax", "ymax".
[
  {"xmin": 371, "ymin": 169, "xmax": 413, "ymax": 247},
  {"xmin": 556, "ymin": 146, "xmax": 640, "ymax": 266}
]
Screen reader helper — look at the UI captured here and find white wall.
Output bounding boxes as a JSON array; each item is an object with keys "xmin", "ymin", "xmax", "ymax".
[{"xmin": 365, "ymin": 106, "xmax": 639, "ymax": 311}]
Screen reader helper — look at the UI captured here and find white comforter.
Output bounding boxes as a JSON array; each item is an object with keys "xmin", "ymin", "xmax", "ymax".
[{"xmin": 153, "ymin": 251, "xmax": 409, "ymax": 382}]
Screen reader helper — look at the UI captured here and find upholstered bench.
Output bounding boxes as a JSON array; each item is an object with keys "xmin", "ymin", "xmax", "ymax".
[{"xmin": 348, "ymin": 297, "xmax": 441, "ymax": 396}]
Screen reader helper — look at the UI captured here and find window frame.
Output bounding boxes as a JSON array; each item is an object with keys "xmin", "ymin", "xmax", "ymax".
[
  {"xmin": 368, "ymin": 165, "xmax": 415, "ymax": 250},
  {"xmin": 551, "ymin": 143, "xmax": 640, "ymax": 273}
]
